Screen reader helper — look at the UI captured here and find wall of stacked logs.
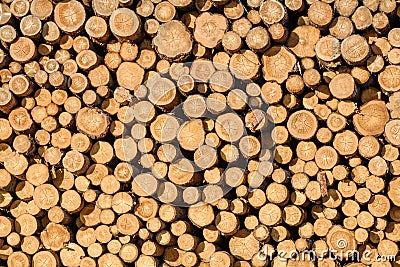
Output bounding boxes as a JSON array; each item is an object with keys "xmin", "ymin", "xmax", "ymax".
[{"xmin": 1, "ymin": 0, "xmax": 400, "ymax": 266}]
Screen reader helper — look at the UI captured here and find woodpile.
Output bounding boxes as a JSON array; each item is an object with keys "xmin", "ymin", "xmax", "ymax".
[{"xmin": 1, "ymin": 0, "xmax": 400, "ymax": 266}]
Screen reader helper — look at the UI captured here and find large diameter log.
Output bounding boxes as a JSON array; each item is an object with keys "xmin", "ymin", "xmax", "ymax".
[
  {"xmin": 109, "ymin": 8, "xmax": 142, "ymax": 41},
  {"xmin": 326, "ymin": 226, "xmax": 357, "ymax": 260},
  {"xmin": 54, "ymin": 0, "xmax": 86, "ymax": 34},
  {"xmin": 262, "ymin": 46, "xmax": 297, "ymax": 84},
  {"xmin": 153, "ymin": 20, "xmax": 193, "ymax": 61},
  {"xmin": 194, "ymin": 12, "xmax": 228, "ymax": 49},
  {"xmin": 92, "ymin": 0, "xmax": 119, "ymax": 17},
  {"xmin": 353, "ymin": 100, "xmax": 389, "ymax": 136},
  {"xmin": 10, "ymin": 37, "xmax": 37, "ymax": 63},
  {"xmin": 329, "ymin": 73, "xmax": 357, "ymax": 99},
  {"xmin": 287, "ymin": 25, "xmax": 320, "ymax": 58},
  {"xmin": 76, "ymin": 107, "xmax": 110, "ymax": 139},
  {"xmin": 287, "ymin": 110, "xmax": 318, "ymax": 140},
  {"xmin": 378, "ymin": 65, "xmax": 400, "ymax": 93},
  {"xmin": 259, "ymin": 0, "xmax": 288, "ymax": 25},
  {"xmin": 341, "ymin": 35, "xmax": 370, "ymax": 65}
]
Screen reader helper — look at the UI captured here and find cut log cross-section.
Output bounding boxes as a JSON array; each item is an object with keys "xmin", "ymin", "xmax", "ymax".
[
  {"xmin": 259, "ymin": 0, "xmax": 287, "ymax": 25},
  {"xmin": 76, "ymin": 107, "xmax": 110, "ymax": 139},
  {"xmin": 353, "ymin": 100, "xmax": 389, "ymax": 136},
  {"xmin": 287, "ymin": 25, "xmax": 320, "ymax": 58},
  {"xmin": 378, "ymin": 65, "xmax": 400, "ymax": 93},
  {"xmin": 287, "ymin": 110, "xmax": 318, "ymax": 140},
  {"xmin": 153, "ymin": 20, "xmax": 193, "ymax": 61},
  {"xmin": 2, "ymin": 0, "xmax": 400, "ymax": 265},
  {"xmin": 109, "ymin": 8, "xmax": 141, "ymax": 41},
  {"xmin": 341, "ymin": 35, "xmax": 370, "ymax": 65},
  {"xmin": 54, "ymin": 0, "xmax": 86, "ymax": 34},
  {"xmin": 194, "ymin": 12, "xmax": 228, "ymax": 49},
  {"xmin": 262, "ymin": 46, "xmax": 297, "ymax": 84}
]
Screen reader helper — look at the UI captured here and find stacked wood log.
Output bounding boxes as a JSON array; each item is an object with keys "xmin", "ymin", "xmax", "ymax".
[{"xmin": 2, "ymin": 0, "xmax": 400, "ymax": 266}]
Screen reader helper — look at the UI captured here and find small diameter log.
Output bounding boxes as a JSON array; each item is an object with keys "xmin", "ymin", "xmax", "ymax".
[
  {"xmin": 168, "ymin": 0, "xmax": 193, "ymax": 8},
  {"xmin": 0, "ymin": 88, "xmax": 16, "ymax": 114},
  {"xmin": 0, "ymin": 4, "xmax": 12, "ymax": 25},
  {"xmin": 188, "ymin": 204, "xmax": 214, "ymax": 228},
  {"xmin": 7, "ymin": 252, "xmax": 30, "ymax": 267},
  {"xmin": 0, "ymin": 25, "xmax": 17, "ymax": 45},
  {"xmin": 20, "ymin": 15, "xmax": 41, "ymax": 40},
  {"xmin": 352, "ymin": 7, "xmax": 372, "ymax": 31},
  {"xmin": 358, "ymin": 136, "xmax": 380, "ymax": 159},
  {"xmin": 33, "ymin": 183, "xmax": 60, "ymax": 211},
  {"xmin": 194, "ymin": 145, "xmax": 218, "ymax": 169},
  {"xmin": 285, "ymin": 0, "xmax": 304, "ymax": 12},
  {"xmin": 144, "ymin": 19, "xmax": 159, "ymax": 37},
  {"xmin": 26, "ymin": 164, "xmax": 49, "ymax": 186},
  {"xmin": 9, "ymin": 107, "xmax": 33, "ymax": 133},
  {"xmin": 132, "ymin": 173, "xmax": 158, "ymax": 197},
  {"xmin": 168, "ymin": 158, "xmax": 201, "ymax": 186},
  {"xmin": 183, "ymin": 95, "xmax": 207, "ymax": 118},
  {"xmin": 154, "ymin": 1, "xmax": 176, "ymax": 23},
  {"xmin": 215, "ymin": 211, "xmax": 239, "ymax": 236},
  {"xmin": 88, "ymin": 65, "xmax": 111, "ymax": 88},
  {"xmin": 333, "ymin": 130, "xmax": 358, "ymax": 156},
  {"xmin": 10, "ymin": 0, "xmax": 29, "ymax": 18},
  {"xmin": 222, "ymin": 31, "xmax": 242, "ymax": 54},
  {"xmin": 335, "ymin": 0, "xmax": 358, "ymax": 17},
  {"xmin": 329, "ymin": 16, "xmax": 354, "ymax": 40},
  {"xmin": 136, "ymin": 0, "xmax": 154, "ymax": 18},
  {"xmin": 136, "ymin": 48, "xmax": 156, "ymax": 70},
  {"xmin": 42, "ymin": 22, "xmax": 61, "ymax": 45},
  {"xmin": 259, "ymin": 203, "xmax": 282, "ymax": 226},
  {"xmin": 215, "ymin": 113, "xmax": 245, "ymax": 142},
  {"xmin": 63, "ymin": 150, "xmax": 89, "ymax": 175},
  {"xmin": 150, "ymin": 114, "xmax": 179, "ymax": 143},
  {"xmin": 74, "ymin": 35, "xmax": 91, "ymax": 53},
  {"xmin": 153, "ymin": 20, "xmax": 193, "ymax": 61},
  {"xmin": 229, "ymin": 229, "xmax": 259, "ymax": 261},
  {"xmin": 315, "ymin": 146, "xmax": 338, "ymax": 170},
  {"xmin": 232, "ymin": 18, "xmax": 252, "ymax": 38},
  {"xmin": 385, "ymin": 119, "xmax": 400, "ymax": 147}
]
